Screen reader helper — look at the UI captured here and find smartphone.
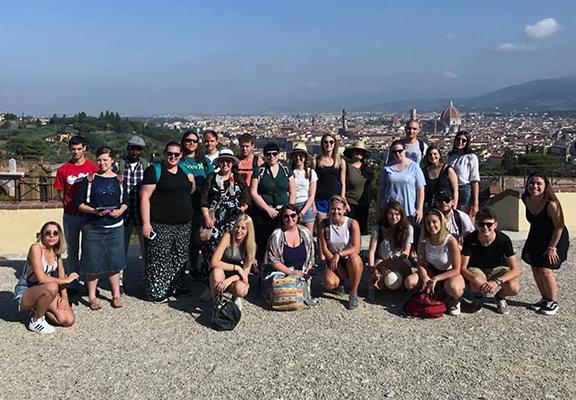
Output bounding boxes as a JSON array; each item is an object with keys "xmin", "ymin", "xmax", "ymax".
[
  {"xmin": 149, "ymin": 231, "xmax": 157, "ymax": 240},
  {"xmin": 95, "ymin": 206, "xmax": 115, "ymax": 213}
]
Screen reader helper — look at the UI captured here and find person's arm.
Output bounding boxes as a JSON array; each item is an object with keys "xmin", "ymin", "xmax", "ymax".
[
  {"xmin": 287, "ymin": 175, "xmax": 296, "ymax": 205},
  {"xmin": 545, "ymin": 201, "xmax": 565, "ymax": 265},
  {"xmin": 469, "ymin": 155, "xmax": 480, "ymax": 217},
  {"xmin": 28, "ymin": 244, "xmax": 77, "ymax": 286},
  {"xmin": 367, "ymin": 230, "xmax": 378, "ymax": 268},
  {"xmin": 250, "ymin": 174, "xmax": 278, "ymax": 218},
  {"xmin": 318, "ymin": 222, "xmax": 335, "ymax": 264},
  {"xmin": 447, "ymin": 166, "xmax": 459, "ymax": 208},
  {"xmin": 109, "ymin": 181, "xmax": 128, "ymax": 219},
  {"xmin": 414, "ymin": 165, "xmax": 426, "ymax": 223},
  {"xmin": 300, "ymin": 174, "xmax": 317, "ymax": 217},
  {"xmin": 236, "ymin": 174, "xmax": 250, "ymax": 212},
  {"xmin": 416, "ymin": 240, "xmax": 431, "ymax": 286},
  {"xmin": 140, "ymin": 184, "xmax": 155, "ymax": 238},
  {"xmin": 376, "ymin": 170, "xmax": 386, "ymax": 220},
  {"xmin": 339, "ymin": 159, "xmax": 347, "ymax": 200}
]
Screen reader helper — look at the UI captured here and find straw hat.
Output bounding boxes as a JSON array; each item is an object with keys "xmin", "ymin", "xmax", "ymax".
[
  {"xmin": 289, "ymin": 142, "xmax": 310, "ymax": 158},
  {"xmin": 343, "ymin": 140, "xmax": 371, "ymax": 159},
  {"xmin": 213, "ymin": 148, "xmax": 239, "ymax": 166}
]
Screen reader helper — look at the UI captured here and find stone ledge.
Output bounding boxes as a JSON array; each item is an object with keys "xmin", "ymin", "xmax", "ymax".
[{"xmin": 0, "ymin": 201, "xmax": 62, "ymax": 210}]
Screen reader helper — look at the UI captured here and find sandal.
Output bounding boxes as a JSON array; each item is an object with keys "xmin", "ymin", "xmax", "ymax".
[
  {"xmin": 111, "ymin": 296, "xmax": 123, "ymax": 309},
  {"xmin": 89, "ymin": 299, "xmax": 102, "ymax": 311}
]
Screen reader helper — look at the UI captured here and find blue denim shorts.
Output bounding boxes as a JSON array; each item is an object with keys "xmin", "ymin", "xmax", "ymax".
[
  {"xmin": 458, "ymin": 184, "xmax": 472, "ymax": 207},
  {"xmin": 315, "ymin": 199, "xmax": 330, "ymax": 214},
  {"xmin": 295, "ymin": 201, "xmax": 315, "ymax": 223}
]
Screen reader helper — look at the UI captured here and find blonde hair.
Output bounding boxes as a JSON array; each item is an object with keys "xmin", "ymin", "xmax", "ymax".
[
  {"xmin": 37, "ymin": 221, "xmax": 66, "ymax": 256},
  {"xmin": 317, "ymin": 133, "xmax": 342, "ymax": 168},
  {"xmin": 231, "ymin": 214, "xmax": 256, "ymax": 264},
  {"xmin": 420, "ymin": 209, "xmax": 450, "ymax": 244}
]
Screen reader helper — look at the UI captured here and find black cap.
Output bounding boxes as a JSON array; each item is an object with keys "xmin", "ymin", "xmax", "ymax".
[
  {"xmin": 436, "ymin": 190, "xmax": 454, "ymax": 202},
  {"xmin": 263, "ymin": 142, "xmax": 280, "ymax": 153}
]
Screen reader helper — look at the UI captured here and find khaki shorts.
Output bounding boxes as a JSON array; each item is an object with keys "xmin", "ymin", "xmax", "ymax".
[{"xmin": 468, "ymin": 266, "xmax": 509, "ymax": 281}]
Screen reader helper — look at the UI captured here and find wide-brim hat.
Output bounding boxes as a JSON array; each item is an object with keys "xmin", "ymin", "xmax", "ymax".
[
  {"xmin": 289, "ymin": 142, "xmax": 310, "ymax": 158},
  {"xmin": 343, "ymin": 140, "xmax": 371, "ymax": 159},
  {"xmin": 213, "ymin": 148, "xmax": 239, "ymax": 166}
]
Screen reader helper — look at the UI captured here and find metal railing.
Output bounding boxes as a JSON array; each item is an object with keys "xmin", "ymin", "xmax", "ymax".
[{"xmin": 0, "ymin": 175, "xmax": 59, "ymax": 202}]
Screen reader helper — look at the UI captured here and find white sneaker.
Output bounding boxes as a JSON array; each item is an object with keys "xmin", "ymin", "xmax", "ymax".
[
  {"xmin": 496, "ymin": 297, "xmax": 510, "ymax": 315},
  {"xmin": 448, "ymin": 301, "xmax": 461, "ymax": 316},
  {"xmin": 28, "ymin": 316, "xmax": 56, "ymax": 334}
]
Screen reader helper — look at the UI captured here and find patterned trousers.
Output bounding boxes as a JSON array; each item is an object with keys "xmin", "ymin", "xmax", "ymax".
[{"xmin": 144, "ymin": 222, "xmax": 191, "ymax": 301}]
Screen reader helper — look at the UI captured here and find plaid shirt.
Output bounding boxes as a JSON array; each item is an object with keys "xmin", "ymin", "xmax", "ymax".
[{"xmin": 120, "ymin": 158, "xmax": 145, "ymax": 226}]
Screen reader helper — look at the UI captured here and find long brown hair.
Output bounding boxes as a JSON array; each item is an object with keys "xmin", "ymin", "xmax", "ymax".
[
  {"xmin": 378, "ymin": 201, "xmax": 409, "ymax": 250},
  {"xmin": 317, "ymin": 133, "xmax": 342, "ymax": 168},
  {"xmin": 522, "ymin": 171, "xmax": 565, "ymax": 225}
]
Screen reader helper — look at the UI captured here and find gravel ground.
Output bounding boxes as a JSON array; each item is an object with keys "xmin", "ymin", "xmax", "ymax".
[{"xmin": 0, "ymin": 234, "xmax": 574, "ymax": 400}]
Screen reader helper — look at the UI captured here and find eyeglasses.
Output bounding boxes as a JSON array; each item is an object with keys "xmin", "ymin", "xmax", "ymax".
[
  {"xmin": 166, "ymin": 152, "xmax": 181, "ymax": 158},
  {"xmin": 266, "ymin": 152, "xmax": 279, "ymax": 157},
  {"xmin": 283, "ymin": 213, "xmax": 298, "ymax": 220},
  {"xmin": 43, "ymin": 230, "xmax": 60, "ymax": 237},
  {"xmin": 478, "ymin": 221, "xmax": 494, "ymax": 229},
  {"xmin": 455, "ymin": 137, "xmax": 467, "ymax": 144},
  {"xmin": 391, "ymin": 148, "xmax": 404, "ymax": 154},
  {"xmin": 183, "ymin": 138, "xmax": 198, "ymax": 144}
]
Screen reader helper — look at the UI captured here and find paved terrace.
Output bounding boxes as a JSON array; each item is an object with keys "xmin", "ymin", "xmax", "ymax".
[{"xmin": 0, "ymin": 233, "xmax": 574, "ymax": 400}]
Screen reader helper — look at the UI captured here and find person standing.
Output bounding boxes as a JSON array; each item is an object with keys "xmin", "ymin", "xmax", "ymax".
[
  {"xmin": 344, "ymin": 140, "xmax": 374, "ymax": 235},
  {"xmin": 422, "ymin": 144, "xmax": 459, "ymax": 211},
  {"xmin": 387, "ymin": 119, "xmax": 428, "ymax": 165},
  {"xmin": 53, "ymin": 135, "xmax": 98, "ymax": 291},
  {"xmin": 521, "ymin": 172, "xmax": 569, "ymax": 316},
  {"xmin": 289, "ymin": 143, "xmax": 317, "ymax": 234},
  {"xmin": 237, "ymin": 133, "xmax": 264, "ymax": 187},
  {"xmin": 447, "ymin": 131, "xmax": 480, "ymax": 218},
  {"xmin": 140, "ymin": 142, "xmax": 196, "ymax": 302},
  {"xmin": 76, "ymin": 147, "xmax": 128, "ymax": 310},
  {"xmin": 203, "ymin": 130, "xmax": 220, "ymax": 168},
  {"xmin": 179, "ymin": 130, "xmax": 214, "ymax": 278},
  {"xmin": 116, "ymin": 135, "xmax": 148, "ymax": 292}
]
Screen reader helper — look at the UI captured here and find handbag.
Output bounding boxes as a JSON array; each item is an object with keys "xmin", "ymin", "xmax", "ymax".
[
  {"xmin": 404, "ymin": 292, "xmax": 447, "ymax": 319},
  {"xmin": 269, "ymin": 274, "xmax": 305, "ymax": 311},
  {"xmin": 211, "ymin": 295, "xmax": 242, "ymax": 331}
]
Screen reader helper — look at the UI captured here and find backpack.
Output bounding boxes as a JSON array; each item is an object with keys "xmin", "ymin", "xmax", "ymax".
[
  {"xmin": 269, "ymin": 275, "xmax": 305, "ymax": 311},
  {"xmin": 116, "ymin": 158, "xmax": 148, "ymax": 175},
  {"xmin": 211, "ymin": 295, "xmax": 242, "ymax": 331},
  {"xmin": 404, "ymin": 292, "xmax": 447, "ymax": 319}
]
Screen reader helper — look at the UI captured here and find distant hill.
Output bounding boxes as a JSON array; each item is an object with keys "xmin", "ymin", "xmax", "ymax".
[{"xmin": 357, "ymin": 75, "xmax": 576, "ymax": 113}]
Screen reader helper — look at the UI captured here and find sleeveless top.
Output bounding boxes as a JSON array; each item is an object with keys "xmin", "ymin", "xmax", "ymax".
[
  {"xmin": 282, "ymin": 235, "xmax": 307, "ymax": 270},
  {"xmin": 222, "ymin": 244, "xmax": 246, "ymax": 266},
  {"xmin": 522, "ymin": 200, "xmax": 569, "ymax": 267},
  {"xmin": 315, "ymin": 159, "xmax": 341, "ymax": 200},
  {"xmin": 326, "ymin": 216, "xmax": 351, "ymax": 254},
  {"xmin": 424, "ymin": 165, "xmax": 453, "ymax": 209},
  {"xmin": 425, "ymin": 236, "xmax": 452, "ymax": 271},
  {"xmin": 19, "ymin": 252, "xmax": 58, "ymax": 287}
]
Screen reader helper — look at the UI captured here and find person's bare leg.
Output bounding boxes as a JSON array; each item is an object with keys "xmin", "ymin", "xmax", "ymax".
[
  {"xmin": 346, "ymin": 255, "xmax": 364, "ymax": 295},
  {"xmin": 21, "ymin": 283, "xmax": 58, "ymax": 320}
]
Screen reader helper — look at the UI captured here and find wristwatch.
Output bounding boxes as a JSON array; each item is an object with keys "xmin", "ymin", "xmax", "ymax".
[{"xmin": 494, "ymin": 277, "xmax": 503, "ymax": 286}]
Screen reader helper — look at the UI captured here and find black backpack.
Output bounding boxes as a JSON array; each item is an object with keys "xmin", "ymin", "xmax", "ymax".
[{"xmin": 211, "ymin": 296, "xmax": 241, "ymax": 331}]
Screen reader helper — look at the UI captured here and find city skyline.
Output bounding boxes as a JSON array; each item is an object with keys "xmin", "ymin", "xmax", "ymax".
[{"xmin": 1, "ymin": 1, "xmax": 575, "ymax": 116}]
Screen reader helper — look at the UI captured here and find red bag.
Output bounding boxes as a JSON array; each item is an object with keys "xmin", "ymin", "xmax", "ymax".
[{"xmin": 404, "ymin": 292, "xmax": 447, "ymax": 319}]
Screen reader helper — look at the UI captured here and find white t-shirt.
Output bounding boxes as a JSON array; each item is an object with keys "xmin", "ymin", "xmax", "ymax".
[
  {"xmin": 293, "ymin": 168, "xmax": 318, "ymax": 203},
  {"xmin": 372, "ymin": 225, "xmax": 414, "ymax": 260},
  {"xmin": 446, "ymin": 209, "xmax": 474, "ymax": 247},
  {"xmin": 447, "ymin": 153, "xmax": 480, "ymax": 185}
]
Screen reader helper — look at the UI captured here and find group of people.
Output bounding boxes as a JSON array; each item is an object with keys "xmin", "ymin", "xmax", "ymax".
[{"xmin": 13, "ymin": 122, "xmax": 569, "ymax": 333}]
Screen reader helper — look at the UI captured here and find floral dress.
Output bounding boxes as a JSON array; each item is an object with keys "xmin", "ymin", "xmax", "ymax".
[{"xmin": 200, "ymin": 173, "xmax": 250, "ymax": 276}]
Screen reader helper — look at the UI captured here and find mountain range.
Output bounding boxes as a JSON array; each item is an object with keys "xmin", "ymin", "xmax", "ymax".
[{"xmin": 355, "ymin": 75, "xmax": 576, "ymax": 114}]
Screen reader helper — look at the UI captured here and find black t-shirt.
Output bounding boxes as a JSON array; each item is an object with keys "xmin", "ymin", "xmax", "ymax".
[
  {"xmin": 462, "ymin": 230, "xmax": 514, "ymax": 269},
  {"xmin": 142, "ymin": 164, "xmax": 193, "ymax": 225}
]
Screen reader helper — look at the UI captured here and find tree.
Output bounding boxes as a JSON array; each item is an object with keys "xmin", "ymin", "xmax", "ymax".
[
  {"xmin": 6, "ymin": 136, "xmax": 47, "ymax": 156},
  {"xmin": 4, "ymin": 113, "xmax": 18, "ymax": 120}
]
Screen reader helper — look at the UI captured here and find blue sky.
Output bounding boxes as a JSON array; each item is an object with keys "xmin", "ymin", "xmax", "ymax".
[{"xmin": 0, "ymin": 0, "xmax": 574, "ymax": 115}]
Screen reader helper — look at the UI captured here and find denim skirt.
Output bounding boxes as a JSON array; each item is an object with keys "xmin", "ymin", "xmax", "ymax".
[{"xmin": 81, "ymin": 223, "xmax": 126, "ymax": 275}]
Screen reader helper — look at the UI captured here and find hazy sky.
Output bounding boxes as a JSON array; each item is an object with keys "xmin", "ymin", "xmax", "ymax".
[{"xmin": 1, "ymin": 1, "xmax": 574, "ymax": 115}]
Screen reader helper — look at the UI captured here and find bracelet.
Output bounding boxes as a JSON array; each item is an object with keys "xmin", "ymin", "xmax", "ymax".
[{"xmin": 548, "ymin": 246, "xmax": 557, "ymax": 251}]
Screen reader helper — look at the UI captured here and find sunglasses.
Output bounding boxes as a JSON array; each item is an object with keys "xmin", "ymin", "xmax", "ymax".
[
  {"xmin": 183, "ymin": 138, "xmax": 198, "ymax": 144},
  {"xmin": 219, "ymin": 159, "xmax": 233, "ymax": 164},
  {"xmin": 323, "ymin": 140, "xmax": 335, "ymax": 145},
  {"xmin": 283, "ymin": 212, "xmax": 298, "ymax": 220},
  {"xmin": 478, "ymin": 221, "xmax": 494, "ymax": 229},
  {"xmin": 43, "ymin": 230, "xmax": 60, "ymax": 237},
  {"xmin": 407, "ymin": 127, "xmax": 419, "ymax": 131},
  {"xmin": 266, "ymin": 152, "xmax": 279, "ymax": 157},
  {"xmin": 438, "ymin": 198, "xmax": 452, "ymax": 204},
  {"xmin": 166, "ymin": 152, "xmax": 181, "ymax": 158},
  {"xmin": 455, "ymin": 137, "xmax": 467, "ymax": 144},
  {"xmin": 391, "ymin": 148, "xmax": 404, "ymax": 154}
]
